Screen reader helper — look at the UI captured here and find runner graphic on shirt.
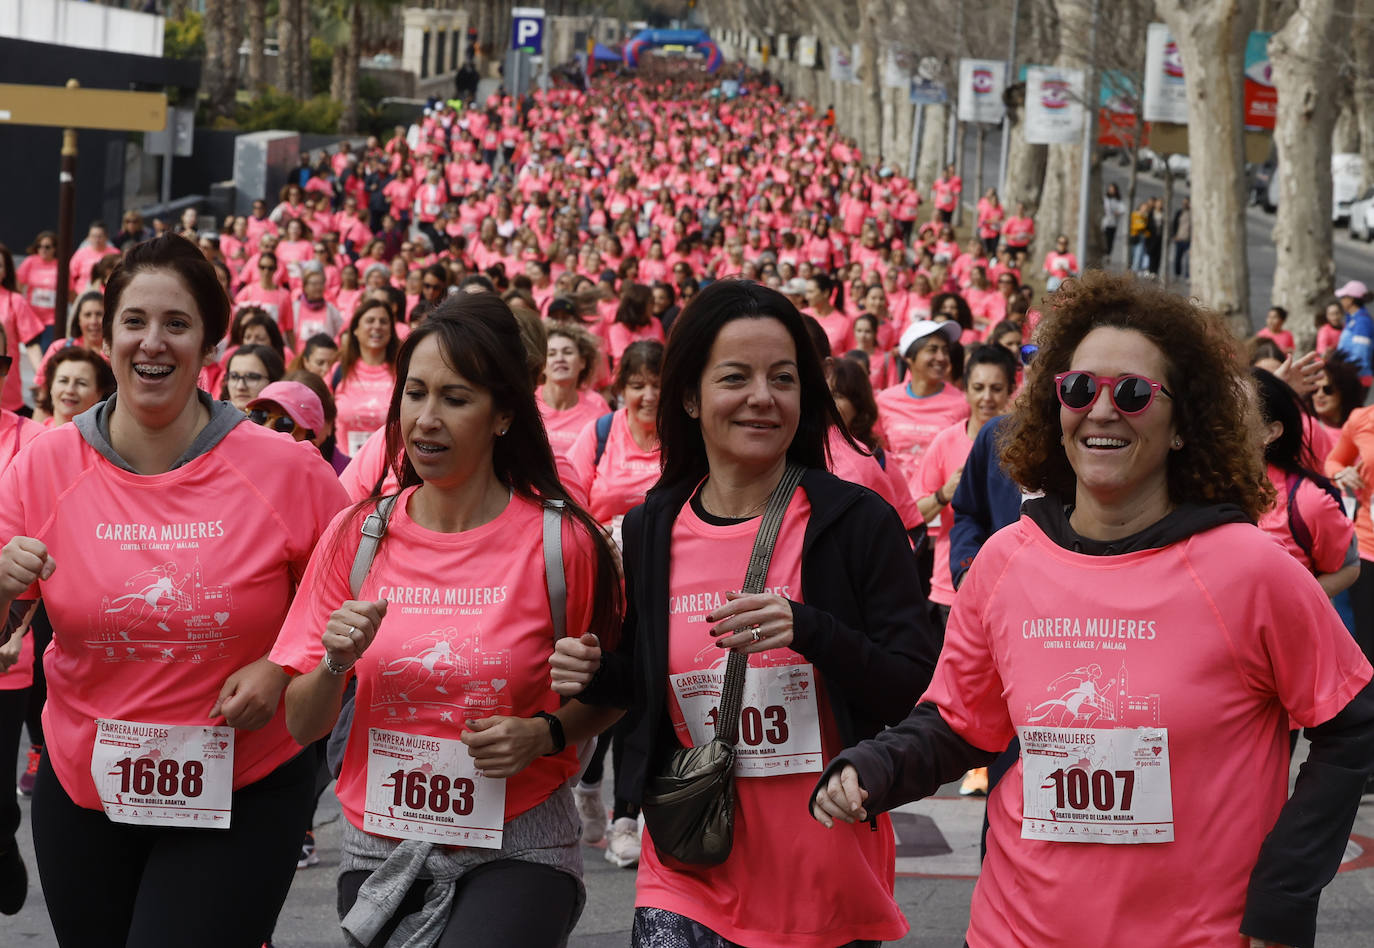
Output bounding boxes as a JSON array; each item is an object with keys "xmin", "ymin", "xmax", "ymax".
[
  {"xmin": 1025, "ymin": 662, "xmax": 1161, "ymax": 727},
  {"xmin": 373, "ymin": 627, "xmax": 513, "ymax": 719},
  {"xmin": 94, "ymin": 560, "xmax": 234, "ymax": 647}
]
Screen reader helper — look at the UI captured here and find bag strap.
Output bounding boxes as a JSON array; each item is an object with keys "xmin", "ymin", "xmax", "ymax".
[
  {"xmin": 713, "ymin": 463, "xmax": 806, "ymax": 745},
  {"xmin": 349, "ymin": 493, "xmax": 399, "ymax": 598},
  {"xmin": 543, "ymin": 499, "xmax": 568, "ymax": 641}
]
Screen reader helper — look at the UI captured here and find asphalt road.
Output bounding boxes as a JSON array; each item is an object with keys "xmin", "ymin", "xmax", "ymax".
[
  {"xmin": 952, "ymin": 127, "xmax": 1374, "ymax": 334},
  {"xmin": 5, "ymin": 746, "xmax": 1374, "ymax": 946}
]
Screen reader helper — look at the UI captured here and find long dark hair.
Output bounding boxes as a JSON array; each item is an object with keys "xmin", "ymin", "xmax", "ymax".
[
  {"xmin": 1253, "ymin": 367, "xmax": 1334, "ymax": 482},
  {"xmin": 376, "ymin": 293, "xmax": 623, "ymax": 643},
  {"xmin": 656, "ymin": 279, "xmax": 852, "ymax": 491}
]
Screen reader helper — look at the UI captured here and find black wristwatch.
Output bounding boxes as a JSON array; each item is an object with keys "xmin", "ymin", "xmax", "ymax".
[{"xmin": 532, "ymin": 711, "xmax": 566, "ymax": 756}]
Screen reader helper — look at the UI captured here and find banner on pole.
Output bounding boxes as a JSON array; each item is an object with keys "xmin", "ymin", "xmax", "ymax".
[
  {"xmin": 1143, "ymin": 23, "xmax": 1188, "ymax": 124},
  {"xmin": 957, "ymin": 59, "xmax": 1006, "ymax": 124},
  {"xmin": 1244, "ymin": 31, "xmax": 1276, "ymax": 130},
  {"xmin": 797, "ymin": 35, "xmax": 817, "ymax": 68},
  {"xmin": 1024, "ymin": 65, "xmax": 1085, "ymax": 145},
  {"xmin": 828, "ymin": 44, "xmax": 853, "ymax": 84}
]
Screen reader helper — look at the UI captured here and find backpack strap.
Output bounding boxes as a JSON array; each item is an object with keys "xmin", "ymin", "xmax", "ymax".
[
  {"xmin": 349, "ymin": 493, "xmax": 399, "ymax": 598},
  {"xmin": 593, "ymin": 412, "xmax": 614, "ymax": 466},
  {"xmin": 1285, "ymin": 474, "xmax": 1313, "ymax": 558},
  {"xmin": 543, "ymin": 499, "xmax": 567, "ymax": 641}
]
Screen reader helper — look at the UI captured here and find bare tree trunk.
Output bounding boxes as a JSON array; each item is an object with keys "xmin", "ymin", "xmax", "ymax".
[
  {"xmin": 1004, "ymin": 0, "xmax": 1052, "ymax": 213},
  {"xmin": 247, "ymin": 0, "xmax": 267, "ymax": 93},
  {"xmin": 203, "ymin": 0, "xmax": 226, "ymax": 112},
  {"xmin": 331, "ymin": 42, "xmax": 347, "ymax": 105},
  {"xmin": 1355, "ymin": 0, "xmax": 1374, "ymax": 191},
  {"xmin": 856, "ymin": 0, "xmax": 885, "ymax": 162},
  {"xmin": 279, "ymin": 0, "xmax": 299, "ymax": 96},
  {"xmin": 296, "ymin": 0, "xmax": 313, "ymax": 98},
  {"xmin": 917, "ymin": 103, "xmax": 948, "ymax": 193},
  {"xmin": 1156, "ymin": 0, "xmax": 1258, "ymax": 334},
  {"xmin": 1333, "ymin": 87, "xmax": 1360, "ymax": 152},
  {"xmin": 341, "ymin": 2, "xmax": 362, "ymax": 134},
  {"xmin": 222, "ymin": 0, "xmax": 243, "ymax": 108},
  {"xmin": 1270, "ymin": 0, "xmax": 1349, "ymax": 351}
]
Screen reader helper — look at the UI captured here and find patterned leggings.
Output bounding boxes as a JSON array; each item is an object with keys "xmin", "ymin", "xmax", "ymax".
[{"xmin": 631, "ymin": 906, "xmax": 882, "ymax": 948}]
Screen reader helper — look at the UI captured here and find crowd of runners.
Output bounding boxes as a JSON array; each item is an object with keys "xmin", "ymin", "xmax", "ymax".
[{"xmin": 0, "ymin": 65, "xmax": 1372, "ymax": 948}]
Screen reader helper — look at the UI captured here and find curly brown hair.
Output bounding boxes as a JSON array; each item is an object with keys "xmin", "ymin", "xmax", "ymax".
[{"xmin": 998, "ymin": 271, "xmax": 1273, "ymax": 521}]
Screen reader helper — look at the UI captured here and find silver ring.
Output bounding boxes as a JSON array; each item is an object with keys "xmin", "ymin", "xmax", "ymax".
[
  {"xmin": 750, "ymin": 629, "xmax": 761, "ymax": 644},
  {"xmin": 348, "ymin": 625, "xmax": 359, "ymax": 640}
]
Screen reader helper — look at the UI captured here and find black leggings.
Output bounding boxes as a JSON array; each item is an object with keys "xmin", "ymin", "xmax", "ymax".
[
  {"xmin": 32, "ymin": 747, "xmax": 316, "ymax": 948},
  {"xmin": 338, "ymin": 859, "xmax": 580, "ymax": 948},
  {"xmin": 0, "ymin": 688, "xmax": 26, "ymax": 843},
  {"xmin": 1349, "ymin": 559, "xmax": 1374, "ymax": 663},
  {"xmin": 579, "ymin": 716, "xmax": 640, "ymax": 821},
  {"xmin": 24, "ymin": 604, "xmax": 52, "ymax": 747}
]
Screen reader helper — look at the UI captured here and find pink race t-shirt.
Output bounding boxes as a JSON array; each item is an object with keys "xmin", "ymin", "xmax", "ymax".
[
  {"xmin": 636, "ymin": 490, "xmax": 907, "ymax": 948},
  {"xmin": 1257, "ymin": 465, "xmax": 1353, "ymax": 574},
  {"xmin": 0, "ymin": 420, "xmax": 348, "ymax": 809},
  {"xmin": 270, "ymin": 490, "xmax": 596, "ymax": 830},
  {"xmin": 17, "ymin": 255, "xmax": 59, "ymax": 327},
  {"xmin": 925, "ymin": 515, "xmax": 1371, "ymax": 948},
  {"xmin": 69, "ymin": 245, "xmax": 120, "ymax": 292},
  {"xmin": 566, "ymin": 409, "xmax": 660, "ymax": 525},
  {"xmin": 826, "ymin": 428, "xmax": 921, "ymax": 530},
  {"xmin": 537, "ymin": 387, "xmax": 608, "ymax": 461},
  {"xmin": 916, "ymin": 421, "xmax": 974, "ymax": 605},
  {"xmin": 874, "ymin": 382, "xmax": 971, "ymax": 495},
  {"xmin": 334, "ymin": 361, "xmax": 396, "ymax": 456},
  {"xmin": 234, "ymin": 284, "xmax": 295, "ymax": 330},
  {"xmin": 606, "ymin": 318, "xmax": 666, "ymax": 363},
  {"xmin": 0, "ymin": 410, "xmax": 45, "ymax": 691},
  {"xmin": 812, "ymin": 310, "xmax": 854, "ymax": 356},
  {"xmin": 2, "ymin": 289, "xmax": 46, "ymax": 412}
]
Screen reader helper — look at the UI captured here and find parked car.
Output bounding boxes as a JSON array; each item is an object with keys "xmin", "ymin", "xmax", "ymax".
[
  {"xmin": 1265, "ymin": 153, "xmax": 1364, "ymax": 222},
  {"xmin": 1350, "ymin": 187, "xmax": 1374, "ymax": 241}
]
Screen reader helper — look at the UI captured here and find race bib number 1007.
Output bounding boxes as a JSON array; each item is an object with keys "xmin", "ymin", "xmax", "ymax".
[
  {"xmin": 1018, "ymin": 726, "xmax": 1173, "ymax": 844},
  {"xmin": 91, "ymin": 719, "xmax": 234, "ymax": 829}
]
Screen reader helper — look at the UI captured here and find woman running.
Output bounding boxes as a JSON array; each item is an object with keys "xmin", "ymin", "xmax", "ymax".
[
  {"xmin": 0, "ymin": 234, "xmax": 349, "ymax": 947},
  {"xmin": 222, "ymin": 344, "xmax": 285, "ymax": 414},
  {"xmin": 814, "ymin": 271, "xmax": 1374, "ymax": 948},
  {"xmin": 271, "ymin": 293, "xmax": 624, "ymax": 947},
  {"xmin": 333, "ymin": 298, "xmax": 400, "ymax": 455},
  {"xmin": 537, "ymin": 322, "xmax": 609, "ymax": 466},
  {"xmin": 34, "ymin": 348, "xmax": 116, "ymax": 428},
  {"xmin": 551, "ymin": 279, "xmax": 939, "ymax": 948},
  {"xmin": 874, "ymin": 319, "xmax": 969, "ymax": 497}
]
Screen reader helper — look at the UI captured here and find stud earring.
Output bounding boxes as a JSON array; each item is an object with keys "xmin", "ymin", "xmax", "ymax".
[{"xmin": 1172, "ymin": 437, "xmax": 1183, "ymax": 449}]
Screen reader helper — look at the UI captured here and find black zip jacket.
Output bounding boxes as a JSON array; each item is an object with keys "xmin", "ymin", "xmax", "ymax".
[
  {"xmin": 581, "ymin": 468, "xmax": 941, "ymax": 808},
  {"xmin": 814, "ymin": 497, "xmax": 1374, "ymax": 948}
]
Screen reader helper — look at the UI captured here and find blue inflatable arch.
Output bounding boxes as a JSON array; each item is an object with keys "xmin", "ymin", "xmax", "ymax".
[{"xmin": 623, "ymin": 29, "xmax": 723, "ymax": 73}]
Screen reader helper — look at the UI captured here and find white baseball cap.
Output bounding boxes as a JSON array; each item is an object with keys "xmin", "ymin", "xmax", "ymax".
[{"xmin": 899, "ymin": 319, "xmax": 961, "ymax": 358}]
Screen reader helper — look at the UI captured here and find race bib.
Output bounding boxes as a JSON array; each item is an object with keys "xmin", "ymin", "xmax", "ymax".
[
  {"xmin": 347, "ymin": 429, "xmax": 373, "ymax": 456},
  {"xmin": 364, "ymin": 728, "xmax": 506, "ymax": 848},
  {"xmin": 31, "ymin": 287, "xmax": 55, "ymax": 309},
  {"xmin": 424, "ymin": 202, "xmax": 441, "ymax": 216},
  {"xmin": 671, "ymin": 662, "xmax": 822, "ymax": 776},
  {"xmin": 91, "ymin": 719, "xmax": 234, "ymax": 828},
  {"xmin": 1018, "ymin": 726, "xmax": 1173, "ymax": 844}
]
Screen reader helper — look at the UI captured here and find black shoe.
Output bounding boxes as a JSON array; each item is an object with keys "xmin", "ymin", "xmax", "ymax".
[{"xmin": 0, "ymin": 843, "xmax": 26, "ymax": 915}]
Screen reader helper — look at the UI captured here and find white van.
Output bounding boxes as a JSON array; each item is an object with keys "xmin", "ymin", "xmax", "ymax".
[{"xmin": 1265, "ymin": 152, "xmax": 1364, "ymax": 222}]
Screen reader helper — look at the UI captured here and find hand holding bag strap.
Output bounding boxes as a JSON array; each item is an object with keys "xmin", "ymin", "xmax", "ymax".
[{"xmin": 713, "ymin": 463, "xmax": 806, "ymax": 746}]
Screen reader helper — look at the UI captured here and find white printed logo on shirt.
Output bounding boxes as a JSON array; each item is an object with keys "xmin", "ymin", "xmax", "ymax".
[
  {"xmin": 90, "ymin": 559, "xmax": 237, "ymax": 663},
  {"xmin": 371, "ymin": 627, "xmax": 513, "ymax": 723}
]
